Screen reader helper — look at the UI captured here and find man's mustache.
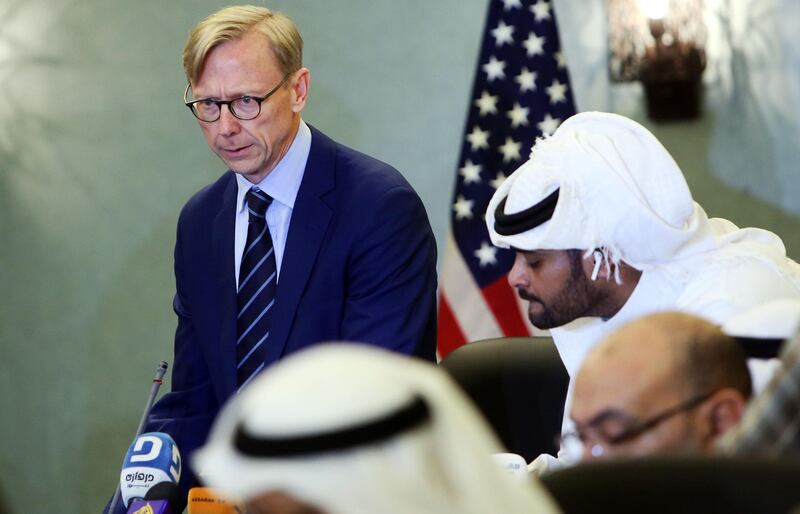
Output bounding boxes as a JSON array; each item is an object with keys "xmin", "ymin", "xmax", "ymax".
[{"xmin": 516, "ymin": 288, "xmax": 541, "ymax": 304}]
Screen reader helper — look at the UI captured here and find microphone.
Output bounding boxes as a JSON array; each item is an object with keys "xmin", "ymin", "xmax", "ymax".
[
  {"xmin": 120, "ymin": 432, "xmax": 182, "ymax": 508},
  {"xmin": 108, "ymin": 361, "xmax": 170, "ymax": 514},
  {"xmin": 187, "ymin": 487, "xmax": 240, "ymax": 514},
  {"xmin": 126, "ymin": 482, "xmax": 183, "ymax": 514}
]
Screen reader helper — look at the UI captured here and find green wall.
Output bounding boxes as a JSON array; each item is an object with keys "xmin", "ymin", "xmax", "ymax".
[{"xmin": 0, "ymin": 1, "xmax": 798, "ymax": 512}]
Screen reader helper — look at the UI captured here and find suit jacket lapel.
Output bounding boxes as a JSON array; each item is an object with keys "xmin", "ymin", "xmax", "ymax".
[
  {"xmin": 265, "ymin": 127, "xmax": 335, "ymax": 364},
  {"xmin": 211, "ymin": 174, "xmax": 238, "ymax": 399}
]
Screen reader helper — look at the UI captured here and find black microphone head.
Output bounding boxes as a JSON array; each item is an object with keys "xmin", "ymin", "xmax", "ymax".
[{"xmin": 144, "ymin": 481, "xmax": 185, "ymax": 512}]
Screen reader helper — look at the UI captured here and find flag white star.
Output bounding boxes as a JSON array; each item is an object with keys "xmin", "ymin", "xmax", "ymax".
[
  {"xmin": 507, "ymin": 103, "xmax": 529, "ymax": 128},
  {"xmin": 482, "ymin": 55, "xmax": 506, "ymax": 82},
  {"xmin": 474, "ymin": 241, "xmax": 499, "ymax": 267},
  {"xmin": 515, "ymin": 67, "xmax": 537, "ymax": 92},
  {"xmin": 474, "ymin": 90, "xmax": 499, "ymax": 116},
  {"xmin": 501, "ymin": 0, "xmax": 522, "ymax": 10},
  {"xmin": 555, "ymin": 51, "xmax": 567, "ymax": 69},
  {"xmin": 498, "ymin": 137, "xmax": 522, "ymax": 162},
  {"xmin": 453, "ymin": 195, "xmax": 474, "ymax": 220},
  {"xmin": 530, "ymin": 0, "xmax": 552, "ymax": 21},
  {"xmin": 490, "ymin": 172, "xmax": 507, "ymax": 190},
  {"xmin": 459, "ymin": 160, "xmax": 482, "ymax": 184},
  {"xmin": 537, "ymin": 113, "xmax": 561, "ymax": 135},
  {"xmin": 491, "ymin": 21, "xmax": 515, "ymax": 47},
  {"xmin": 523, "ymin": 32, "xmax": 546, "ymax": 57},
  {"xmin": 466, "ymin": 126, "xmax": 490, "ymax": 151},
  {"xmin": 546, "ymin": 79, "xmax": 568, "ymax": 104}
]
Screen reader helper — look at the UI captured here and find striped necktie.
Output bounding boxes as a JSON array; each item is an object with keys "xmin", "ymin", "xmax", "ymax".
[{"xmin": 236, "ymin": 187, "xmax": 278, "ymax": 389}]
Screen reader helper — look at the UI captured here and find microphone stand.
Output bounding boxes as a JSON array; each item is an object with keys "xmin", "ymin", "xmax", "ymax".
[{"xmin": 108, "ymin": 361, "xmax": 169, "ymax": 514}]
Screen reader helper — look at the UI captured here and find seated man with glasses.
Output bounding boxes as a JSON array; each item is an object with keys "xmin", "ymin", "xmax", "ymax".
[{"xmin": 566, "ymin": 311, "xmax": 751, "ymax": 461}]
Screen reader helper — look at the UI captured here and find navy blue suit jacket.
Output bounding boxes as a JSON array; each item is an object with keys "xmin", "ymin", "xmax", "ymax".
[{"xmin": 108, "ymin": 126, "xmax": 437, "ymax": 512}]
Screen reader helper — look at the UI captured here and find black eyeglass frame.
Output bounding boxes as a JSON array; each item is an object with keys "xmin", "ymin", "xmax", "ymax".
[
  {"xmin": 560, "ymin": 389, "xmax": 717, "ymax": 450},
  {"xmin": 183, "ymin": 72, "xmax": 292, "ymax": 122}
]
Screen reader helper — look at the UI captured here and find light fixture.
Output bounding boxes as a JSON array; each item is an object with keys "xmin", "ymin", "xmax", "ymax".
[{"xmin": 608, "ymin": 0, "xmax": 707, "ymax": 121}]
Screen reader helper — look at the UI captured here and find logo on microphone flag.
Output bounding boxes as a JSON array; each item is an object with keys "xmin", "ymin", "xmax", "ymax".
[
  {"xmin": 132, "ymin": 504, "xmax": 155, "ymax": 514},
  {"xmin": 127, "ymin": 500, "xmax": 171, "ymax": 514}
]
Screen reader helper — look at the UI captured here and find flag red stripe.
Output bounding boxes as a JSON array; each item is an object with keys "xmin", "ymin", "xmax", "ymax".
[
  {"xmin": 436, "ymin": 293, "xmax": 468, "ymax": 359},
  {"xmin": 481, "ymin": 277, "xmax": 532, "ymax": 337}
]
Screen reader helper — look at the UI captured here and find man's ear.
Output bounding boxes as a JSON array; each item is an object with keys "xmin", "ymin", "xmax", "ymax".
[
  {"xmin": 291, "ymin": 67, "xmax": 310, "ymax": 113},
  {"xmin": 697, "ymin": 388, "xmax": 748, "ymax": 447}
]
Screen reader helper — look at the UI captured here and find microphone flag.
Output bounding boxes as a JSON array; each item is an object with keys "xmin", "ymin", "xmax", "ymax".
[{"xmin": 120, "ymin": 432, "xmax": 182, "ymax": 507}]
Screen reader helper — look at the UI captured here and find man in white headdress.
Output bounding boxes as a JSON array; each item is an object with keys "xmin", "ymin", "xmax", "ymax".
[
  {"xmin": 718, "ymin": 299, "xmax": 800, "ymax": 457},
  {"xmin": 192, "ymin": 343, "xmax": 560, "ymax": 514},
  {"xmin": 485, "ymin": 111, "xmax": 800, "ymax": 474},
  {"xmin": 722, "ymin": 298, "xmax": 800, "ymax": 392}
]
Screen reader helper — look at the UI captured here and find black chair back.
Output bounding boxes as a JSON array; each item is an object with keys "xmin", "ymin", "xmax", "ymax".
[
  {"xmin": 439, "ymin": 337, "xmax": 569, "ymax": 461},
  {"xmin": 541, "ymin": 455, "xmax": 800, "ymax": 514}
]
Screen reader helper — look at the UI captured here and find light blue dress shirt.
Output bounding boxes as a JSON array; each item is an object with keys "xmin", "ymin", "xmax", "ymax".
[{"xmin": 234, "ymin": 120, "xmax": 312, "ymax": 284}]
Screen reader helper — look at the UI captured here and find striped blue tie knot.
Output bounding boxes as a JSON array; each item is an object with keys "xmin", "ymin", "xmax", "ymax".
[
  {"xmin": 246, "ymin": 187, "xmax": 271, "ymax": 221},
  {"xmin": 236, "ymin": 187, "xmax": 278, "ymax": 390}
]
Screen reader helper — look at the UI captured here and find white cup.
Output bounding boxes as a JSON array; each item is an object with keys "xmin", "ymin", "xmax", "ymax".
[{"xmin": 491, "ymin": 452, "xmax": 529, "ymax": 481}]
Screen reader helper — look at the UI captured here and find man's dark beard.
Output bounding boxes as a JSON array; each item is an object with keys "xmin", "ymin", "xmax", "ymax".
[{"xmin": 519, "ymin": 251, "xmax": 605, "ymax": 329}]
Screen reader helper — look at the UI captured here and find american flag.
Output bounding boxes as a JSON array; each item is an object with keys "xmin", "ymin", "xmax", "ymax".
[{"xmin": 437, "ymin": 0, "xmax": 577, "ymax": 358}]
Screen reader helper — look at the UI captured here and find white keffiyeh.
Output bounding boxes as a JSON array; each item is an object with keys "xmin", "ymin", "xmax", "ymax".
[
  {"xmin": 193, "ymin": 344, "xmax": 559, "ymax": 514},
  {"xmin": 486, "ymin": 111, "xmax": 720, "ymax": 273}
]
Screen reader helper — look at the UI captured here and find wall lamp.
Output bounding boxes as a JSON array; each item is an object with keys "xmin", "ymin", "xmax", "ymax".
[{"xmin": 608, "ymin": 0, "xmax": 706, "ymax": 121}]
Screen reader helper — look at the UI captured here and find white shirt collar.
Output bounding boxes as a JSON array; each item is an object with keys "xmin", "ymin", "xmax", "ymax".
[{"xmin": 235, "ymin": 119, "xmax": 312, "ymax": 213}]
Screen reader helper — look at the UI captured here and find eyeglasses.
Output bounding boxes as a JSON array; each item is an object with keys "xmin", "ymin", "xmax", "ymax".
[
  {"xmin": 183, "ymin": 73, "xmax": 291, "ymax": 122},
  {"xmin": 559, "ymin": 390, "xmax": 716, "ymax": 458}
]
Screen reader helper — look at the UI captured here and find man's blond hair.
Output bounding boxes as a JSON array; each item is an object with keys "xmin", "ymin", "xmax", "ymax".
[{"xmin": 183, "ymin": 5, "xmax": 303, "ymax": 84}]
